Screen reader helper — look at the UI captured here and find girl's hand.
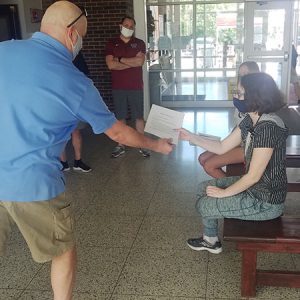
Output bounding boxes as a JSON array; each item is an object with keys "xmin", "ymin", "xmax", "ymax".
[
  {"xmin": 206, "ymin": 185, "xmax": 227, "ymax": 198},
  {"xmin": 177, "ymin": 128, "xmax": 193, "ymax": 141}
]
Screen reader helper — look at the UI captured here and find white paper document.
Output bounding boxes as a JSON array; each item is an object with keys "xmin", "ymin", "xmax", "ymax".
[
  {"xmin": 197, "ymin": 132, "xmax": 221, "ymax": 141},
  {"xmin": 144, "ymin": 105, "xmax": 185, "ymax": 145},
  {"xmin": 189, "ymin": 132, "xmax": 221, "ymax": 146}
]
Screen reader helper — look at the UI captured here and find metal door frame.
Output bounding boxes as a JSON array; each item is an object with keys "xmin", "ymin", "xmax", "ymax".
[{"xmin": 244, "ymin": 0, "xmax": 294, "ymax": 99}]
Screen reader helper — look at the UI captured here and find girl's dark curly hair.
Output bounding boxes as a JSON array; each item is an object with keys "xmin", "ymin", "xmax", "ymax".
[{"xmin": 240, "ymin": 72, "xmax": 285, "ymax": 115}]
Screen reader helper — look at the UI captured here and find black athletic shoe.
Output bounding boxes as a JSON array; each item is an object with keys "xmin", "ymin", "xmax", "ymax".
[
  {"xmin": 111, "ymin": 145, "xmax": 125, "ymax": 158},
  {"xmin": 73, "ymin": 159, "xmax": 92, "ymax": 173},
  {"xmin": 61, "ymin": 161, "xmax": 70, "ymax": 171},
  {"xmin": 187, "ymin": 237, "xmax": 222, "ymax": 254},
  {"xmin": 139, "ymin": 148, "xmax": 150, "ymax": 158}
]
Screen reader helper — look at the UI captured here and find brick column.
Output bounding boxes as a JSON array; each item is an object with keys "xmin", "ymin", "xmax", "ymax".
[{"xmin": 42, "ymin": 0, "xmax": 134, "ymax": 111}]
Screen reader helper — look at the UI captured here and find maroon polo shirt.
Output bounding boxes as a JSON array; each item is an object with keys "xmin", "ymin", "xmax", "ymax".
[{"xmin": 105, "ymin": 36, "xmax": 146, "ymax": 90}]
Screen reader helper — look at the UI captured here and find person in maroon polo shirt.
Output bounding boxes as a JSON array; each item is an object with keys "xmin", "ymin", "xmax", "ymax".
[{"xmin": 105, "ymin": 16, "xmax": 150, "ymax": 158}]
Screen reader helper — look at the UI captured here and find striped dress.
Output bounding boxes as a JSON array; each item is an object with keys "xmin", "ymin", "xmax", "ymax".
[{"xmin": 239, "ymin": 114, "xmax": 289, "ymax": 204}]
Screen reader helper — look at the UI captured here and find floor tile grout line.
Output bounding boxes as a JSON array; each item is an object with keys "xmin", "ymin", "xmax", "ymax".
[{"xmin": 15, "ymin": 263, "xmax": 46, "ymax": 299}]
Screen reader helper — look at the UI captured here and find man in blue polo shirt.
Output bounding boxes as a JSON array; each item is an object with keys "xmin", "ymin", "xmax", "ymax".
[{"xmin": 0, "ymin": 1, "xmax": 172, "ymax": 299}]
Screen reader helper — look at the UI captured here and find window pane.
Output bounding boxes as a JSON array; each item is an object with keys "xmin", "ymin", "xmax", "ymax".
[
  {"xmin": 253, "ymin": 9, "xmax": 285, "ymax": 51},
  {"xmin": 197, "ymin": 72, "xmax": 228, "ymax": 101},
  {"xmin": 195, "ymin": 3, "xmax": 244, "ymax": 70},
  {"xmin": 147, "ymin": 1, "xmax": 245, "ymax": 104},
  {"xmin": 147, "ymin": 4, "xmax": 193, "ymax": 70}
]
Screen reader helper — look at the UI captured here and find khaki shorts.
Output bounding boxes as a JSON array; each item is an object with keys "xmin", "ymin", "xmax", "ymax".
[{"xmin": 0, "ymin": 193, "xmax": 75, "ymax": 263}]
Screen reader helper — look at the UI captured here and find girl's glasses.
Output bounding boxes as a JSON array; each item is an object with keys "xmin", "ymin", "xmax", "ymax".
[{"xmin": 232, "ymin": 90, "xmax": 245, "ymax": 98}]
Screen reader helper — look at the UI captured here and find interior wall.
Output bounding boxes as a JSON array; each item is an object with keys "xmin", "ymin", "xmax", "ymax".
[
  {"xmin": 42, "ymin": 0, "xmax": 134, "ymax": 110},
  {"xmin": 0, "ymin": 0, "xmax": 42, "ymax": 39}
]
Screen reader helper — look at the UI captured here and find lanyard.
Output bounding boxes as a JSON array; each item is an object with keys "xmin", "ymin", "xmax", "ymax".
[
  {"xmin": 244, "ymin": 132, "xmax": 251, "ymax": 156},
  {"xmin": 244, "ymin": 114, "xmax": 263, "ymax": 156}
]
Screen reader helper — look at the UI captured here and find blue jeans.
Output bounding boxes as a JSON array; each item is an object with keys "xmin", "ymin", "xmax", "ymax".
[{"xmin": 196, "ymin": 177, "xmax": 285, "ymax": 237}]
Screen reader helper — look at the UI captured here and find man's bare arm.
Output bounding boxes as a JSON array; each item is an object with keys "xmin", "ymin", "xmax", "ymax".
[
  {"xmin": 120, "ymin": 52, "xmax": 145, "ymax": 67},
  {"xmin": 105, "ymin": 55, "xmax": 130, "ymax": 70},
  {"xmin": 105, "ymin": 120, "xmax": 173, "ymax": 155}
]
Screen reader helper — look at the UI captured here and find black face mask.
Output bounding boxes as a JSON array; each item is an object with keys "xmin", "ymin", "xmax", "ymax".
[{"xmin": 233, "ymin": 97, "xmax": 249, "ymax": 113}]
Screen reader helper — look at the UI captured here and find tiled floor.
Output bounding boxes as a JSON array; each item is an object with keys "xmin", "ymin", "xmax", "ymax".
[{"xmin": 1, "ymin": 109, "xmax": 300, "ymax": 300}]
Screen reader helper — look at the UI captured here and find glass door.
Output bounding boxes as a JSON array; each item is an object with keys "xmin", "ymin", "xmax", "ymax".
[{"xmin": 244, "ymin": 0, "xmax": 294, "ymax": 100}]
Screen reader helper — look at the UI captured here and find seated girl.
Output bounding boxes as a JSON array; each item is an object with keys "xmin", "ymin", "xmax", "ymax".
[{"xmin": 178, "ymin": 72, "xmax": 288, "ymax": 254}]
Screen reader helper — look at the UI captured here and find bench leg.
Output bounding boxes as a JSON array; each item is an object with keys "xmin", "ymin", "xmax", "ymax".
[{"xmin": 241, "ymin": 249, "xmax": 257, "ymax": 297}]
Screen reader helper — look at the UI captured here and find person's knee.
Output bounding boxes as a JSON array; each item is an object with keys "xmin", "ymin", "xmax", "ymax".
[
  {"xmin": 196, "ymin": 195, "xmax": 216, "ymax": 218},
  {"xmin": 72, "ymin": 129, "xmax": 81, "ymax": 138},
  {"xmin": 135, "ymin": 117, "xmax": 144, "ymax": 123},
  {"xmin": 64, "ymin": 246, "xmax": 77, "ymax": 261},
  {"xmin": 53, "ymin": 245, "xmax": 77, "ymax": 262},
  {"xmin": 198, "ymin": 180, "xmax": 208, "ymax": 191},
  {"xmin": 195, "ymin": 197, "xmax": 205, "ymax": 215},
  {"xmin": 196, "ymin": 182, "xmax": 209, "ymax": 203},
  {"xmin": 198, "ymin": 154, "xmax": 205, "ymax": 166},
  {"xmin": 72, "ymin": 130, "xmax": 82, "ymax": 145},
  {"xmin": 201, "ymin": 161, "xmax": 212, "ymax": 176},
  {"xmin": 203, "ymin": 159, "xmax": 220, "ymax": 175}
]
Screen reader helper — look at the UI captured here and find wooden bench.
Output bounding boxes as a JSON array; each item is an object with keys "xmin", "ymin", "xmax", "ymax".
[
  {"xmin": 223, "ymin": 217, "xmax": 300, "ymax": 297},
  {"xmin": 223, "ymin": 162, "xmax": 300, "ymax": 297}
]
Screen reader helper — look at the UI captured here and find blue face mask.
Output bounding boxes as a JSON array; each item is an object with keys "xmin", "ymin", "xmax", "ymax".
[{"xmin": 233, "ymin": 97, "xmax": 248, "ymax": 113}]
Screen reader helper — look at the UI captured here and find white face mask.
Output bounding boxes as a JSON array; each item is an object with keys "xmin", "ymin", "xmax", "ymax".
[
  {"xmin": 70, "ymin": 30, "xmax": 82, "ymax": 60},
  {"xmin": 121, "ymin": 25, "xmax": 134, "ymax": 38}
]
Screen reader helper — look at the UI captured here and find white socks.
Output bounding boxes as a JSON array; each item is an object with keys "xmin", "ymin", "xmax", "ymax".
[{"xmin": 203, "ymin": 235, "xmax": 219, "ymax": 245}]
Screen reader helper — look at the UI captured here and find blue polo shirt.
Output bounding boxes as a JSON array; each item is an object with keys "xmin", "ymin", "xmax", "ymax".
[{"xmin": 0, "ymin": 32, "xmax": 117, "ymax": 201}]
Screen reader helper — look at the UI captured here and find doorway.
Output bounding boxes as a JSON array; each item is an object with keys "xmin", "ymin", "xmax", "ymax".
[
  {"xmin": 0, "ymin": 4, "xmax": 21, "ymax": 41},
  {"xmin": 244, "ymin": 0, "xmax": 293, "ymax": 100}
]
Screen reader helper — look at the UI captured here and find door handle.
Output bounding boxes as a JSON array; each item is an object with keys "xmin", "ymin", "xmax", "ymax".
[
  {"xmin": 246, "ymin": 55, "xmax": 285, "ymax": 59},
  {"xmin": 284, "ymin": 51, "xmax": 289, "ymax": 62}
]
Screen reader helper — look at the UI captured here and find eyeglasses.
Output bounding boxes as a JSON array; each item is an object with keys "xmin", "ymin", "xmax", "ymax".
[
  {"xmin": 232, "ymin": 90, "xmax": 245, "ymax": 98},
  {"xmin": 67, "ymin": 7, "xmax": 87, "ymax": 28}
]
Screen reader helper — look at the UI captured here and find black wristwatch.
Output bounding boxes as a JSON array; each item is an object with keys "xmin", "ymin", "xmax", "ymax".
[{"xmin": 118, "ymin": 57, "xmax": 122, "ymax": 63}]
